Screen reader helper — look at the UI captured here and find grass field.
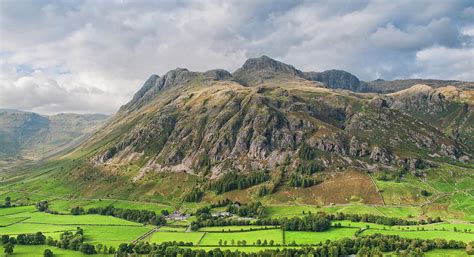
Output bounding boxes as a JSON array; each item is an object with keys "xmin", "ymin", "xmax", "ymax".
[
  {"xmin": 0, "ymin": 206, "xmax": 153, "ymax": 248},
  {"xmin": 158, "ymin": 225, "xmax": 187, "ymax": 232},
  {"xmin": 199, "ymin": 229, "xmax": 283, "ymax": 245},
  {"xmin": 198, "ymin": 225, "xmax": 278, "ymax": 232},
  {"xmin": 285, "ymin": 228, "xmax": 358, "ymax": 244},
  {"xmin": 48, "ymin": 199, "xmax": 175, "ymax": 214},
  {"xmin": 148, "ymin": 231, "xmax": 204, "ymax": 244}
]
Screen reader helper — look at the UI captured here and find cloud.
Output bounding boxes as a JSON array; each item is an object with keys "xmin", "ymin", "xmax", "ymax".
[
  {"xmin": 370, "ymin": 18, "xmax": 460, "ymax": 50},
  {"xmin": 414, "ymin": 47, "xmax": 474, "ymax": 81},
  {"xmin": 0, "ymin": 0, "xmax": 473, "ymax": 114}
]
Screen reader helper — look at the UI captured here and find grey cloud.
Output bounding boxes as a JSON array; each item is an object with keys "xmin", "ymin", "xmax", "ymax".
[{"xmin": 0, "ymin": 0, "xmax": 473, "ymax": 115}]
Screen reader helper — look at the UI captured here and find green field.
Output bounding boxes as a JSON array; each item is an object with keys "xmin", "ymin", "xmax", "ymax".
[
  {"xmin": 285, "ymin": 228, "xmax": 358, "ymax": 244},
  {"xmin": 158, "ymin": 225, "xmax": 187, "ymax": 232},
  {"xmin": 148, "ymin": 231, "xmax": 204, "ymax": 244},
  {"xmin": 0, "ymin": 206, "xmax": 153, "ymax": 249},
  {"xmin": 48, "ymin": 199, "xmax": 175, "ymax": 214},
  {"xmin": 199, "ymin": 229, "xmax": 283, "ymax": 245},
  {"xmin": 198, "ymin": 225, "xmax": 278, "ymax": 232}
]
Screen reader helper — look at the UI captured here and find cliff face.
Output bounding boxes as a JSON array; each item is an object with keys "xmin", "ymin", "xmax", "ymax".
[{"xmin": 75, "ymin": 56, "xmax": 472, "ymax": 182}]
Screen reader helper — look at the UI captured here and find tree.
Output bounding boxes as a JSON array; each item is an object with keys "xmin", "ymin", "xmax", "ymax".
[
  {"xmin": 1, "ymin": 235, "xmax": 9, "ymax": 244},
  {"xmin": 44, "ymin": 249, "xmax": 53, "ymax": 257},
  {"xmin": 3, "ymin": 242, "xmax": 14, "ymax": 255},
  {"xmin": 420, "ymin": 190, "xmax": 430, "ymax": 197},
  {"xmin": 36, "ymin": 201, "xmax": 49, "ymax": 212},
  {"xmin": 71, "ymin": 206, "xmax": 85, "ymax": 215},
  {"xmin": 79, "ymin": 243, "xmax": 96, "ymax": 254},
  {"xmin": 4, "ymin": 196, "xmax": 11, "ymax": 207}
]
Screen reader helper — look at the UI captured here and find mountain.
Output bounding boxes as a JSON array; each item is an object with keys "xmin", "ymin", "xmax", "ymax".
[
  {"xmin": 0, "ymin": 109, "xmax": 108, "ymax": 166},
  {"xmin": 2, "ymin": 56, "xmax": 472, "ymax": 203},
  {"xmin": 304, "ymin": 69, "xmax": 368, "ymax": 92}
]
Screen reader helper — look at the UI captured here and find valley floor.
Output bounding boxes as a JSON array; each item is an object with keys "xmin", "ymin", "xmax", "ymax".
[{"xmin": 0, "ymin": 202, "xmax": 472, "ymax": 256}]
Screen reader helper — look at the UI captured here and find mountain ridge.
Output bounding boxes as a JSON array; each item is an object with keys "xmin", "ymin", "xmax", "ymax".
[{"xmin": 1, "ymin": 56, "xmax": 472, "ymax": 203}]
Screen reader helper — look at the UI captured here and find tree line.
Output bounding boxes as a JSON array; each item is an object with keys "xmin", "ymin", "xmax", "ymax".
[
  {"xmin": 327, "ymin": 212, "xmax": 442, "ymax": 226},
  {"xmin": 183, "ymin": 188, "xmax": 205, "ymax": 202},
  {"xmin": 84, "ymin": 205, "xmax": 167, "ymax": 225},
  {"xmin": 98, "ymin": 234, "xmax": 467, "ymax": 256},
  {"xmin": 208, "ymin": 171, "xmax": 270, "ymax": 194},
  {"xmin": 191, "ymin": 210, "xmax": 331, "ymax": 232},
  {"xmin": 288, "ymin": 173, "xmax": 321, "ymax": 187}
]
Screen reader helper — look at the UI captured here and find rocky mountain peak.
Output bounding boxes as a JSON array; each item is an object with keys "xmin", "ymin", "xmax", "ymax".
[
  {"xmin": 232, "ymin": 55, "xmax": 303, "ymax": 85},
  {"xmin": 239, "ymin": 55, "xmax": 301, "ymax": 74}
]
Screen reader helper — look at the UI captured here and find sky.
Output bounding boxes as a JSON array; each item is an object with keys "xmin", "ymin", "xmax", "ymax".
[{"xmin": 0, "ymin": 0, "xmax": 473, "ymax": 115}]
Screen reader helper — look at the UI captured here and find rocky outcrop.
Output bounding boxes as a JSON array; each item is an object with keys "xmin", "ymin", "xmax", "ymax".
[
  {"xmin": 440, "ymin": 143, "xmax": 461, "ymax": 159},
  {"xmin": 304, "ymin": 69, "xmax": 367, "ymax": 92},
  {"xmin": 369, "ymin": 146, "xmax": 394, "ymax": 165},
  {"xmin": 349, "ymin": 137, "xmax": 369, "ymax": 157},
  {"xmin": 397, "ymin": 158, "xmax": 426, "ymax": 170}
]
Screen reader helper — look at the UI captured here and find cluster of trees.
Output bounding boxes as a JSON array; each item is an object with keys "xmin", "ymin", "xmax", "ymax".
[
  {"xmin": 299, "ymin": 143, "xmax": 316, "ymax": 160},
  {"xmin": 71, "ymin": 206, "xmax": 85, "ymax": 215},
  {"xmin": 191, "ymin": 217, "xmax": 253, "ymax": 231},
  {"xmin": 183, "ymin": 188, "xmax": 204, "ymax": 202},
  {"xmin": 327, "ymin": 212, "xmax": 442, "ymax": 226},
  {"xmin": 210, "ymin": 199, "xmax": 232, "ymax": 208},
  {"xmin": 116, "ymin": 241, "xmax": 192, "ymax": 255},
  {"xmin": 35, "ymin": 200, "xmax": 49, "ymax": 212},
  {"xmin": 257, "ymin": 185, "xmax": 270, "ymax": 197},
  {"xmin": 55, "ymin": 228, "xmax": 85, "ymax": 250},
  {"xmin": 257, "ymin": 166, "xmax": 286, "ymax": 197},
  {"xmin": 16, "ymin": 232, "xmax": 46, "ymax": 245},
  {"xmin": 85, "ymin": 205, "xmax": 166, "ymax": 225},
  {"xmin": 281, "ymin": 215, "xmax": 331, "ymax": 232},
  {"xmin": 289, "ymin": 173, "xmax": 321, "ymax": 188},
  {"xmin": 208, "ymin": 171, "xmax": 270, "ymax": 194},
  {"xmin": 296, "ymin": 161, "xmax": 323, "ymax": 175},
  {"xmin": 226, "ymin": 201, "xmax": 265, "ymax": 218}
]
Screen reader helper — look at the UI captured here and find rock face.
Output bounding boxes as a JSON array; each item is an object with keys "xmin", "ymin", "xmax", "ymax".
[
  {"xmin": 304, "ymin": 70, "xmax": 367, "ymax": 92},
  {"xmin": 71, "ymin": 56, "xmax": 472, "ymax": 181}
]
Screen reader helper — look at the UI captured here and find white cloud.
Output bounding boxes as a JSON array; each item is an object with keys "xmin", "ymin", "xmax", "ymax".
[
  {"xmin": 414, "ymin": 47, "xmax": 474, "ymax": 81},
  {"xmin": 0, "ymin": 0, "xmax": 473, "ymax": 114}
]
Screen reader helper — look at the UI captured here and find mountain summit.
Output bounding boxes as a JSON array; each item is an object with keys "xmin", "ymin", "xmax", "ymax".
[{"xmin": 232, "ymin": 55, "xmax": 303, "ymax": 85}]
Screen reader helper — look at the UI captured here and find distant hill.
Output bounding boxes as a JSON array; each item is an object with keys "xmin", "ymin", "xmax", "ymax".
[
  {"xmin": 0, "ymin": 109, "xmax": 108, "ymax": 165},
  {"xmin": 365, "ymin": 79, "xmax": 474, "ymax": 93}
]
